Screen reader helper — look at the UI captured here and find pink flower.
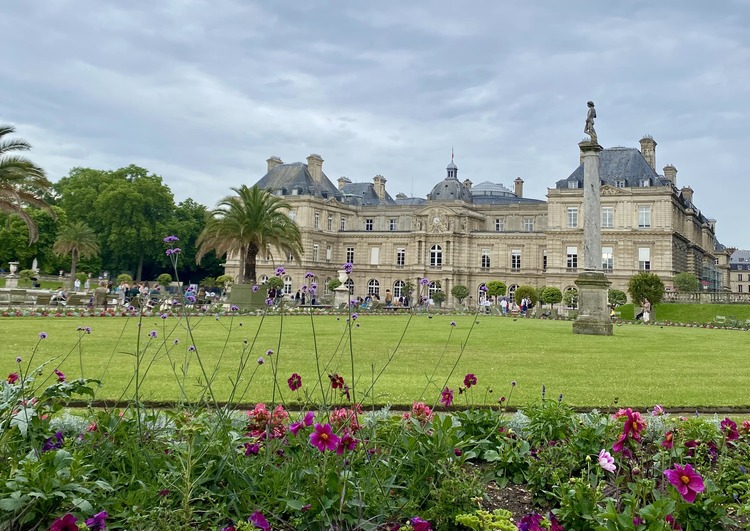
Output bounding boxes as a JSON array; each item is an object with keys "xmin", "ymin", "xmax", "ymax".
[
  {"xmin": 463, "ymin": 373, "xmax": 477, "ymax": 389},
  {"xmin": 598, "ymin": 449, "xmax": 616, "ymax": 472},
  {"xmin": 742, "ymin": 420, "xmax": 750, "ymax": 434},
  {"xmin": 666, "ymin": 514, "xmax": 683, "ymax": 530},
  {"xmin": 410, "ymin": 516, "xmax": 432, "ymax": 531},
  {"xmin": 336, "ymin": 430, "xmax": 359, "ymax": 454},
  {"xmin": 6, "ymin": 373, "xmax": 18, "ymax": 384},
  {"xmin": 612, "ymin": 408, "xmax": 646, "ymax": 453},
  {"xmin": 54, "ymin": 369, "xmax": 66, "ymax": 382},
  {"xmin": 249, "ymin": 510, "xmax": 270, "ymax": 530},
  {"xmin": 50, "ymin": 514, "xmax": 78, "ymax": 531},
  {"xmin": 440, "ymin": 387, "xmax": 454, "ymax": 407},
  {"xmin": 664, "ymin": 463, "xmax": 705, "ymax": 503},
  {"xmin": 662, "ymin": 431, "xmax": 674, "ymax": 449},
  {"xmin": 652, "ymin": 404, "xmax": 665, "ymax": 416},
  {"xmin": 309, "ymin": 423, "xmax": 340, "ymax": 452}
]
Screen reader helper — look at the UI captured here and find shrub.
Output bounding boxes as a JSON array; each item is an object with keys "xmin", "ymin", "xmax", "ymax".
[
  {"xmin": 608, "ymin": 289, "xmax": 627, "ymax": 308},
  {"xmin": 540, "ymin": 286, "xmax": 563, "ymax": 307},
  {"xmin": 451, "ymin": 285, "xmax": 470, "ymax": 304},
  {"xmin": 200, "ymin": 276, "xmax": 217, "ymax": 289},
  {"xmin": 327, "ymin": 278, "xmax": 342, "ymax": 291},
  {"xmin": 514, "ymin": 285, "xmax": 538, "ymax": 307},
  {"xmin": 18, "ymin": 269, "xmax": 34, "ymax": 282},
  {"xmin": 563, "ymin": 287, "xmax": 578, "ymax": 309},
  {"xmin": 487, "ymin": 281, "xmax": 507, "ymax": 299},
  {"xmin": 116, "ymin": 273, "xmax": 133, "ymax": 284},
  {"xmin": 673, "ymin": 272, "xmax": 700, "ymax": 292},
  {"xmin": 156, "ymin": 273, "xmax": 172, "ymax": 286},
  {"xmin": 628, "ymin": 272, "xmax": 665, "ymax": 305},
  {"xmin": 266, "ymin": 277, "xmax": 283, "ymax": 291},
  {"xmin": 432, "ymin": 291, "xmax": 446, "ymax": 306}
]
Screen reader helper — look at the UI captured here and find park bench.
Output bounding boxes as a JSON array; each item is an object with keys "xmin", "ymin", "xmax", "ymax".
[
  {"xmin": 34, "ymin": 292, "xmax": 53, "ymax": 309},
  {"xmin": 10, "ymin": 289, "xmax": 35, "ymax": 307}
]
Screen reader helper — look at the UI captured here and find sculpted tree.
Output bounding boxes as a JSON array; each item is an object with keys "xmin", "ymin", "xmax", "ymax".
[
  {"xmin": 196, "ymin": 185, "xmax": 303, "ymax": 284},
  {"xmin": 628, "ymin": 272, "xmax": 665, "ymax": 305},
  {"xmin": 450, "ymin": 284, "xmax": 470, "ymax": 304},
  {"xmin": 53, "ymin": 221, "xmax": 100, "ymax": 290},
  {"xmin": 673, "ymin": 272, "xmax": 699, "ymax": 292},
  {"xmin": 0, "ymin": 125, "xmax": 53, "ymax": 243}
]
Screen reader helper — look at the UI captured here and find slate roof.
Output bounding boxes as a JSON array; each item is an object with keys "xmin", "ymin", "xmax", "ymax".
[
  {"xmin": 556, "ymin": 147, "xmax": 670, "ymax": 189},
  {"xmin": 254, "ymin": 162, "xmax": 341, "ymax": 200},
  {"xmin": 394, "ymin": 196, "xmax": 428, "ymax": 206},
  {"xmin": 339, "ymin": 182, "xmax": 396, "ymax": 206},
  {"xmin": 730, "ymin": 250, "xmax": 750, "ymax": 264}
]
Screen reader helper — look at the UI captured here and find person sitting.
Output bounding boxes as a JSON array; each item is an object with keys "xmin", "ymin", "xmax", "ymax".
[
  {"xmin": 51, "ymin": 287, "xmax": 68, "ymax": 306},
  {"xmin": 196, "ymin": 287, "xmax": 207, "ymax": 305}
]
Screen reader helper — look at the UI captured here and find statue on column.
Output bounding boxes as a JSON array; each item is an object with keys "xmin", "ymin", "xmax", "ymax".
[{"xmin": 584, "ymin": 101, "xmax": 597, "ymax": 143}]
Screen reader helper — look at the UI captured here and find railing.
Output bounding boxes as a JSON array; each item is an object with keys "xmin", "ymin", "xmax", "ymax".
[{"xmin": 663, "ymin": 292, "xmax": 750, "ymax": 304}]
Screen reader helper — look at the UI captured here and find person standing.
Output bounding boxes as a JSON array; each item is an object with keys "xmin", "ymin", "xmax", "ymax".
[
  {"xmin": 642, "ymin": 298, "xmax": 652, "ymax": 323},
  {"xmin": 385, "ymin": 289, "xmax": 393, "ymax": 308},
  {"xmin": 74, "ymin": 277, "xmax": 81, "ymax": 292}
]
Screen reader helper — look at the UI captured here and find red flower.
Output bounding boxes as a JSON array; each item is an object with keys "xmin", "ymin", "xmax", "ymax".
[
  {"xmin": 329, "ymin": 373, "xmax": 345, "ymax": 389},
  {"xmin": 6, "ymin": 373, "xmax": 18, "ymax": 384},
  {"xmin": 287, "ymin": 373, "xmax": 302, "ymax": 392},
  {"xmin": 662, "ymin": 431, "xmax": 674, "ymax": 449},
  {"xmin": 463, "ymin": 373, "xmax": 477, "ymax": 389}
]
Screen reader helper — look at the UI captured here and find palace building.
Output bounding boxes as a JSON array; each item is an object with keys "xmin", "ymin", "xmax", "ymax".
[{"xmin": 224, "ymin": 137, "xmax": 730, "ymax": 306}]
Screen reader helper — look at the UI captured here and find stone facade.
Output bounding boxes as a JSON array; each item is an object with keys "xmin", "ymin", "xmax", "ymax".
[
  {"xmin": 729, "ymin": 250, "xmax": 750, "ymax": 294},
  {"xmin": 225, "ymin": 137, "xmax": 730, "ymax": 306}
]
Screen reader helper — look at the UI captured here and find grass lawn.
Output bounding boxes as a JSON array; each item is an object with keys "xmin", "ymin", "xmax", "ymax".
[{"xmin": 1, "ymin": 313, "xmax": 748, "ymax": 409}]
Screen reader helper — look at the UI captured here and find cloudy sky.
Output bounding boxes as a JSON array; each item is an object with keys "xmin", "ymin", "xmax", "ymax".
[{"xmin": 2, "ymin": 1, "xmax": 749, "ymax": 248}]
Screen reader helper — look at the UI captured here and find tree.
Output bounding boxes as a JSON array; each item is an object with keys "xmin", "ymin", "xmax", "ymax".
[
  {"xmin": 0, "ymin": 207, "xmax": 62, "ymax": 272},
  {"xmin": 451, "ymin": 285, "xmax": 470, "ymax": 304},
  {"xmin": 563, "ymin": 287, "xmax": 578, "ymax": 309},
  {"xmin": 52, "ymin": 221, "xmax": 100, "ymax": 290},
  {"xmin": 486, "ymin": 281, "xmax": 507, "ymax": 300},
  {"xmin": 327, "ymin": 278, "xmax": 342, "ymax": 292},
  {"xmin": 432, "ymin": 291, "xmax": 446, "ymax": 307},
  {"xmin": 627, "ymin": 272, "xmax": 665, "ymax": 305},
  {"xmin": 673, "ymin": 272, "xmax": 699, "ymax": 292},
  {"xmin": 540, "ymin": 286, "xmax": 563, "ymax": 307},
  {"xmin": 0, "ymin": 124, "xmax": 54, "ymax": 243},
  {"xmin": 514, "ymin": 285, "xmax": 539, "ymax": 307},
  {"xmin": 608, "ymin": 289, "xmax": 627, "ymax": 308},
  {"xmin": 196, "ymin": 185, "xmax": 303, "ymax": 284}
]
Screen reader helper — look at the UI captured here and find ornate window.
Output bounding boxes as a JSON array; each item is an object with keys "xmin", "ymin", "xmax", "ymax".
[
  {"xmin": 566, "ymin": 246, "xmax": 578, "ymax": 270},
  {"xmin": 523, "ymin": 218, "xmax": 534, "ymax": 232},
  {"xmin": 368, "ymin": 279, "xmax": 380, "ymax": 296},
  {"xmin": 283, "ymin": 275, "xmax": 293, "ymax": 295},
  {"xmin": 567, "ymin": 207, "xmax": 578, "ymax": 228},
  {"xmin": 312, "ymin": 244, "xmax": 319, "ymax": 262},
  {"xmin": 393, "ymin": 280, "xmax": 405, "ymax": 298},
  {"xmin": 340, "ymin": 217, "xmax": 346, "ymax": 231},
  {"xmin": 365, "ymin": 219, "xmax": 373, "ymax": 231},
  {"xmin": 495, "ymin": 218, "xmax": 504, "ymax": 232},
  {"xmin": 389, "ymin": 219, "xmax": 397, "ymax": 231},
  {"xmin": 346, "ymin": 247, "xmax": 355, "ymax": 263},
  {"xmin": 602, "ymin": 246, "xmax": 613, "ymax": 271},
  {"xmin": 511, "ymin": 250, "xmax": 521, "ymax": 271},
  {"xmin": 481, "ymin": 249, "xmax": 491, "ymax": 269},
  {"xmin": 314, "ymin": 211, "xmax": 320, "ymax": 229},
  {"xmin": 327, "ymin": 214, "xmax": 333, "ymax": 231},
  {"xmin": 602, "ymin": 207, "xmax": 614, "ymax": 228},
  {"xmin": 638, "ymin": 206, "xmax": 651, "ymax": 228},
  {"xmin": 638, "ymin": 247, "xmax": 651, "ymax": 270},
  {"xmin": 396, "ymin": 248, "xmax": 406, "ymax": 267},
  {"xmin": 430, "ymin": 245, "xmax": 443, "ymax": 267}
]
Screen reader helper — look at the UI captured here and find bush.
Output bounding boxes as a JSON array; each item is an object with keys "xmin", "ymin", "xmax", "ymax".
[
  {"xmin": 116, "ymin": 273, "xmax": 133, "ymax": 284},
  {"xmin": 451, "ymin": 285, "xmax": 470, "ymax": 304},
  {"xmin": 18, "ymin": 269, "xmax": 34, "ymax": 282},
  {"xmin": 75, "ymin": 273, "xmax": 88, "ymax": 283},
  {"xmin": 487, "ymin": 281, "xmax": 507, "ymax": 299},
  {"xmin": 608, "ymin": 289, "xmax": 627, "ymax": 308},
  {"xmin": 216, "ymin": 274, "xmax": 233, "ymax": 286},
  {"xmin": 628, "ymin": 272, "xmax": 665, "ymax": 305},
  {"xmin": 266, "ymin": 277, "xmax": 283, "ymax": 291},
  {"xmin": 540, "ymin": 287, "xmax": 563, "ymax": 307},
  {"xmin": 514, "ymin": 285, "xmax": 538, "ymax": 307},
  {"xmin": 563, "ymin": 287, "xmax": 578, "ymax": 309},
  {"xmin": 673, "ymin": 272, "xmax": 700, "ymax": 292},
  {"xmin": 156, "ymin": 273, "xmax": 172, "ymax": 286},
  {"xmin": 432, "ymin": 291, "xmax": 446, "ymax": 307},
  {"xmin": 200, "ymin": 276, "xmax": 217, "ymax": 289}
]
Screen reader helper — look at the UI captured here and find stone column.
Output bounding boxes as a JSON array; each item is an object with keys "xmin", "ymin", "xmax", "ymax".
[{"xmin": 572, "ymin": 141, "xmax": 613, "ymax": 336}]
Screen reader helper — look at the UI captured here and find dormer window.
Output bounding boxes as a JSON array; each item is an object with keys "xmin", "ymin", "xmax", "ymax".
[
  {"xmin": 615, "ymin": 180, "xmax": 626, "ymax": 188},
  {"xmin": 640, "ymin": 178, "xmax": 650, "ymax": 187},
  {"xmin": 567, "ymin": 181, "xmax": 578, "ymax": 189}
]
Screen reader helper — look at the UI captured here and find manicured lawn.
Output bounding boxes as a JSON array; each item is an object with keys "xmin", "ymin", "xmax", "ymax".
[{"xmin": 1, "ymin": 313, "xmax": 748, "ymax": 408}]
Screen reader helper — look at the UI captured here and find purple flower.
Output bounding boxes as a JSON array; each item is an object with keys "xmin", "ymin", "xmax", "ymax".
[
  {"xmin": 664, "ymin": 463, "xmax": 705, "ymax": 503},
  {"xmin": 305, "ymin": 271, "xmax": 315, "ymax": 278},
  {"xmin": 39, "ymin": 332, "xmax": 47, "ymax": 339},
  {"xmin": 342, "ymin": 262, "xmax": 353, "ymax": 274},
  {"xmin": 721, "ymin": 417, "xmax": 739, "ymax": 441},
  {"xmin": 252, "ymin": 285, "xmax": 260, "ymax": 292},
  {"xmin": 275, "ymin": 266, "xmax": 285, "ymax": 277},
  {"xmin": 288, "ymin": 373, "xmax": 302, "ymax": 391},
  {"xmin": 165, "ymin": 247, "xmax": 181, "ymax": 256},
  {"xmin": 173, "ymin": 338, "xmax": 180, "ymax": 345},
  {"xmin": 479, "ymin": 285, "xmax": 488, "ymax": 292},
  {"xmin": 440, "ymin": 387, "xmax": 454, "ymax": 407},
  {"xmin": 419, "ymin": 277, "xmax": 430, "ymax": 286},
  {"xmin": 265, "ymin": 298, "xmax": 273, "ymax": 306},
  {"xmin": 50, "ymin": 513, "xmax": 78, "ymax": 531},
  {"xmin": 163, "ymin": 235, "xmax": 180, "ymax": 243},
  {"xmin": 454, "ymin": 448, "xmax": 462, "ymax": 457},
  {"xmin": 303, "ymin": 411, "xmax": 314, "ymax": 426},
  {"xmin": 15, "ymin": 356, "xmax": 21, "ymax": 363},
  {"xmin": 249, "ymin": 510, "xmax": 270, "ymax": 530},
  {"xmin": 410, "ymin": 516, "xmax": 432, "ymax": 531},
  {"xmin": 310, "ymin": 282, "xmax": 317, "ymax": 290},
  {"xmin": 310, "ymin": 423, "xmax": 340, "ymax": 452},
  {"xmin": 149, "ymin": 330, "xmax": 157, "ymax": 338},
  {"xmin": 42, "ymin": 432, "xmax": 64, "ymax": 452},
  {"xmin": 257, "ymin": 357, "xmax": 264, "ymax": 365},
  {"xmin": 598, "ymin": 449, "xmax": 616, "ymax": 472},
  {"xmin": 463, "ymin": 373, "xmax": 477, "ymax": 389},
  {"xmin": 244, "ymin": 442, "xmax": 260, "ymax": 455},
  {"xmin": 652, "ymin": 404, "xmax": 665, "ymax": 416},
  {"xmin": 54, "ymin": 369, "xmax": 66, "ymax": 382},
  {"xmin": 188, "ymin": 345, "xmax": 196, "ymax": 351},
  {"xmin": 84, "ymin": 511, "xmax": 108, "ymax": 530},
  {"xmin": 450, "ymin": 321, "xmax": 456, "ymax": 327},
  {"xmin": 289, "ymin": 422, "xmax": 303, "ymax": 435},
  {"xmin": 351, "ymin": 313, "xmax": 358, "ymax": 320},
  {"xmin": 160, "ymin": 313, "xmax": 168, "ymax": 319},
  {"xmin": 230, "ymin": 305, "xmax": 239, "ymax": 311},
  {"xmin": 186, "ymin": 295, "xmax": 196, "ymax": 303}
]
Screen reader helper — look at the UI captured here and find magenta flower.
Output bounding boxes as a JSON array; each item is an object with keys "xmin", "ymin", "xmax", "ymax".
[
  {"xmin": 289, "ymin": 421, "xmax": 303, "ymax": 436},
  {"xmin": 6, "ymin": 373, "xmax": 18, "ymax": 384},
  {"xmin": 84, "ymin": 511, "xmax": 108, "ymax": 530},
  {"xmin": 662, "ymin": 431, "xmax": 674, "ymax": 449},
  {"xmin": 303, "ymin": 411, "xmax": 314, "ymax": 426},
  {"xmin": 336, "ymin": 430, "xmax": 359, "ymax": 454},
  {"xmin": 244, "ymin": 442, "xmax": 260, "ymax": 455},
  {"xmin": 287, "ymin": 373, "xmax": 302, "ymax": 391},
  {"xmin": 598, "ymin": 449, "xmax": 616, "ymax": 472},
  {"xmin": 410, "ymin": 516, "xmax": 432, "ymax": 531},
  {"xmin": 54, "ymin": 369, "xmax": 66, "ymax": 382},
  {"xmin": 50, "ymin": 513, "xmax": 78, "ymax": 531},
  {"xmin": 652, "ymin": 404, "xmax": 665, "ymax": 416},
  {"xmin": 666, "ymin": 514, "xmax": 683, "ymax": 530},
  {"xmin": 440, "ymin": 387, "xmax": 454, "ymax": 407},
  {"xmin": 721, "ymin": 417, "xmax": 739, "ymax": 441},
  {"xmin": 249, "ymin": 510, "xmax": 270, "ymax": 530},
  {"xmin": 309, "ymin": 423, "xmax": 340, "ymax": 452},
  {"xmin": 463, "ymin": 373, "xmax": 477, "ymax": 389},
  {"xmin": 664, "ymin": 463, "xmax": 705, "ymax": 503}
]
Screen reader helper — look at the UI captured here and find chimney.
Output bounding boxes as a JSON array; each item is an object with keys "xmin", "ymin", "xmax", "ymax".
[
  {"xmin": 663, "ymin": 164, "xmax": 677, "ymax": 186},
  {"xmin": 306, "ymin": 154, "xmax": 324, "ymax": 182},
  {"xmin": 266, "ymin": 156, "xmax": 283, "ymax": 172},
  {"xmin": 463, "ymin": 179, "xmax": 472, "ymax": 189},
  {"xmin": 373, "ymin": 175, "xmax": 386, "ymax": 200},
  {"xmin": 707, "ymin": 218, "xmax": 716, "ymax": 231},
  {"xmin": 337, "ymin": 176, "xmax": 351, "ymax": 191},
  {"xmin": 681, "ymin": 186, "xmax": 694, "ymax": 204},
  {"xmin": 514, "ymin": 177, "xmax": 524, "ymax": 198},
  {"xmin": 639, "ymin": 136, "xmax": 657, "ymax": 170}
]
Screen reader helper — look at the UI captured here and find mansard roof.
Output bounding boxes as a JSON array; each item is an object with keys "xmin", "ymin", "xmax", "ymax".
[
  {"xmin": 339, "ymin": 182, "xmax": 396, "ymax": 206},
  {"xmin": 556, "ymin": 147, "xmax": 670, "ymax": 189},
  {"xmin": 254, "ymin": 162, "xmax": 341, "ymax": 199}
]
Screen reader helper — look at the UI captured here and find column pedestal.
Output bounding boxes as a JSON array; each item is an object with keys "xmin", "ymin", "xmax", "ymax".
[{"xmin": 572, "ymin": 271, "xmax": 613, "ymax": 336}]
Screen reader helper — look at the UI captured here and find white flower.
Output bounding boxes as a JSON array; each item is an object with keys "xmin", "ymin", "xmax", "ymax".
[{"xmin": 598, "ymin": 449, "xmax": 616, "ymax": 472}]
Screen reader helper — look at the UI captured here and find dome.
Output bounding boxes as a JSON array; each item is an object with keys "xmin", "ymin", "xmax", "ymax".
[
  {"xmin": 471, "ymin": 181, "xmax": 515, "ymax": 197},
  {"xmin": 429, "ymin": 178, "xmax": 472, "ymax": 202}
]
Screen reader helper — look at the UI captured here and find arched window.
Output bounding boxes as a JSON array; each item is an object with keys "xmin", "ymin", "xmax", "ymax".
[
  {"xmin": 430, "ymin": 245, "xmax": 443, "ymax": 267},
  {"xmin": 564, "ymin": 286, "xmax": 578, "ymax": 309},
  {"xmin": 508, "ymin": 284, "xmax": 519, "ymax": 303},
  {"xmin": 344, "ymin": 279, "xmax": 354, "ymax": 294},
  {"xmin": 428, "ymin": 281, "xmax": 440, "ymax": 298},
  {"xmin": 393, "ymin": 280, "xmax": 405, "ymax": 298},
  {"xmin": 478, "ymin": 283, "xmax": 488, "ymax": 301},
  {"xmin": 325, "ymin": 277, "xmax": 332, "ymax": 294},
  {"xmin": 259, "ymin": 275, "xmax": 269, "ymax": 284},
  {"xmin": 368, "ymin": 279, "xmax": 380, "ymax": 296},
  {"xmin": 304, "ymin": 275, "xmax": 318, "ymax": 289},
  {"xmin": 283, "ymin": 275, "xmax": 293, "ymax": 295}
]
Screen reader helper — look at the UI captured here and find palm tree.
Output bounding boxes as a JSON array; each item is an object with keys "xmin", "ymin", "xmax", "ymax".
[
  {"xmin": 196, "ymin": 185, "xmax": 303, "ymax": 283},
  {"xmin": 0, "ymin": 124, "xmax": 53, "ymax": 243},
  {"xmin": 53, "ymin": 221, "xmax": 100, "ymax": 290}
]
